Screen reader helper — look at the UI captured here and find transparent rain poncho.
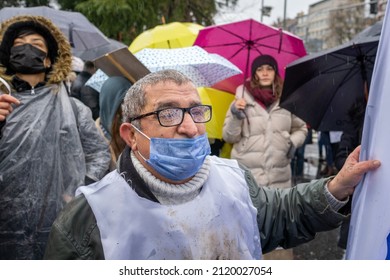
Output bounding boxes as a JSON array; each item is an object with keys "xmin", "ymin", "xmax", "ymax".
[{"xmin": 0, "ymin": 84, "xmax": 110, "ymax": 259}]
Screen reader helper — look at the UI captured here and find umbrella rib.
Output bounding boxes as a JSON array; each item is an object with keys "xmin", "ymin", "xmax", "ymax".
[
  {"xmin": 201, "ymin": 42, "xmax": 248, "ymax": 48},
  {"xmin": 199, "ymin": 26, "xmax": 255, "ymax": 51},
  {"xmin": 242, "ymin": 19, "xmax": 253, "ymax": 89},
  {"xmin": 215, "ymin": 25, "xmax": 255, "ymax": 43},
  {"xmin": 252, "ymin": 42, "xmax": 301, "ymax": 56},
  {"xmin": 354, "ymin": 44, "xmax": 373, "ymax": 88},
  {"xmin": 319, "ymin": 43, "xmax": 376, "ymax": 128},
  {"xmin": 68, "ymin": 23, "xmax": 75, "ymax": 48},
  {"xmin": 320, "ymin": 61, "xmax": 367, "ymax": 127},
  {"xmin": 318, "ymin": 53, "xmax": 371, "ymax": 77},
  {"xmin": 202, "ymin": 23, "xmax": 286, "ymax": 52},
  {"xmin": 278, "ymin": 28, "xmax": 283, "ymax": 54},
  {"xmin": 252, "ymin": 32, "xmax": 283, "ymax": 42}
]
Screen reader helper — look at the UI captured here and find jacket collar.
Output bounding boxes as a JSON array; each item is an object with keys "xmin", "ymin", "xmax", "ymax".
[
  {"xmin": 11, "ymin": 76, "xmax": 46, "ymax": 92},
  {"xmin": 117, "ymin": 146, "xmax": 159, "ymax": 203}
]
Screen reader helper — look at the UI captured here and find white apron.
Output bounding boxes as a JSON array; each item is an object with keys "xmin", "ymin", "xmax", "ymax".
[{"xmin": 77, "ymin": 156, "xmax": 261, "ymax": 260}]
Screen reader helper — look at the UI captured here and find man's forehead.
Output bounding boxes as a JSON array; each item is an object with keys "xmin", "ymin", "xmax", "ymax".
[
  {"xmin": 144, "ymin": 81, "xmax": 200, "ymax": 106},
  {"xmin": 145, "ymin": 81, "xmax": 197, "ymax": 95}
]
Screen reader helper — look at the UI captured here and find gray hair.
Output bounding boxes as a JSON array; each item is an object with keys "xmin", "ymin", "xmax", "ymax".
[{"xmin": 122, "ymin": 69, "xmax": 194, "ymax": 127}]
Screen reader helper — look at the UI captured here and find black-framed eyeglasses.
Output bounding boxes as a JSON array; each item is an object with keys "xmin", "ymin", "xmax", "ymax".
[{"xmin": 129, "ymin": 105, "xmax": 212, "ymax": 127}]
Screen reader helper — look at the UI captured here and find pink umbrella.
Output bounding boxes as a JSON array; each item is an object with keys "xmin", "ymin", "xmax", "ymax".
[{"xmin": 193, "ymin": 19, "xmax": 307, "ymax": 93}]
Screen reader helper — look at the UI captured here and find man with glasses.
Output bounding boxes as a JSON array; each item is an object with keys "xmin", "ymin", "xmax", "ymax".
[{"xmin": 44, "ymin": 69, "xmax": 380, "ymax": 260}]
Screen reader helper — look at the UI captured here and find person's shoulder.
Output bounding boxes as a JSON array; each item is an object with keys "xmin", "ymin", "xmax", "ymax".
[
  {"xmin": 71, "ymin": 75, "xmax": 85, "ymax": 87},
  {"xmin": 209, "ymin": 155, "xmax": 239, "ymax": 167},
  {"xmin": 209, "ymin": 156, "xmax": 252, "ymax": 179},
  {"xmin": 48, "ymin": 194, "xmax": 104, "ymax": 259},
  {"xmin": 212, "ymin": 157, "xmax": 261, "ymax": 196},
  {"xmin": 54, "ymin": 194, "xmax": 99, "ymax": 242},
  {"xmin": 69, "ymin": 95, "xmax": 92, "ymax": 115},
  {"xmin": 55, "ymin": 194, "xmax": 96, "ymax": 229}
]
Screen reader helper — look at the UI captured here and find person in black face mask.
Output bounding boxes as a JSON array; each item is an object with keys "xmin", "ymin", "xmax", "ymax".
[
  {"xmin": 0, "ymin": 15, "xmax": 111, "ymax": 260},
  {"xmin": 6, "ymin": 28, "xmax": 52, "ymax": 86},
  {"xmin": 9, "ymin": 33, "xmax": 50, "ymax": 74}
]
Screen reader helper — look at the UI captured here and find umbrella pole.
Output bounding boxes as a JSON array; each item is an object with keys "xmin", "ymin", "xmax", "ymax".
[
  {"xmin": 278, "ymin": 28, "xmax": 283, "ymax": 53},
  {"xmin": 237, "ymin": 48, "xmax": 252, "ymax": 126},
  {"xmin": 235, "ymin": 43, "xmax": 252, "ymax": 124},
  {"xmin": 68, "ymin": 23, "xmax": 75, "ymax": 48},
  {"xmin": 358, "ymin": 54, "xmax": 369, "ymax": 102},
  {"xmin": 241, "ymin": 45, "xmax": 252, "ymax": 98}
]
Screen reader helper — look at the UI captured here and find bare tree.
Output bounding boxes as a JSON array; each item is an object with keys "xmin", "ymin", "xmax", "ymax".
[{"xmin": 326, "ymin": 0, "xmax": 372, "ymax": 48}]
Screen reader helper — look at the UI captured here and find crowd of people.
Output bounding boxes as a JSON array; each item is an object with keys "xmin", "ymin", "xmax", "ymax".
[{"xmin": 0, "ymin": 15, "xmax": 380, "ymax": 260}]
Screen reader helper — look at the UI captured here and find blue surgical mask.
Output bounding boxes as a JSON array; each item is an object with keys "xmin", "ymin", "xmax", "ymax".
[{"xmin": 132, "ymin": 125, "xmax": 211, "ymax": 181}]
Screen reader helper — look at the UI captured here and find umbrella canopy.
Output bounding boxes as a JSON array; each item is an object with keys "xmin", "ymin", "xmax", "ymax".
[
  {"xmin": 85, "ymin": 69, "xmax": 109, "ymax": 92},
  {"xmin": 198, "ymin": 87, "xmax": 235, "ymax": 139},
  {"xmin": 129, "ymin": 22, "xmax": 204, "ymax": 53},
  {"xmin": 134, "ymin": 46, "xmax": 242, "ymax": 88},
  {"xmin": 0, "ymin": 6, "xmax": 110, "ymax": 52},
  {"xmin": 85, "ymin": 72, "xmax": 234, "ymax": 140},
  {"xmin": 94, "ymin": 47, "xmax": 150, "ymax": 84},
  {"xmin": 74, "ymin": 38, "xmax": 127, "ymax": 61},
  {"xmin": 353, "ymin": 20, "xmax": 382, "ymax": 40},
  {"xmin": 193, "ymin": 19, "xmax": 307, "ymax": 93},
  {"xmin": 279, "ymin": 35, "xmax": 379, "ymax": 132},
  {"xmin": 71, "ymin": 56, "xmax": 84, "ymax": 73}
]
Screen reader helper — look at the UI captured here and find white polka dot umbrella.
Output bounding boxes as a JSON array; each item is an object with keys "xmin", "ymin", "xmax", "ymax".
[
  {"xmin": 134, "ymin": 46, "xmax": 242, "ymax": 88},
  {"xmin": 85, "ymin": 69, "xmax": 109, "ymax": 92}
]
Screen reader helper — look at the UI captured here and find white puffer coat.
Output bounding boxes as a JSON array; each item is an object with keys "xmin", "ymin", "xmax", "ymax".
[{"xmin": 223, "ymin": 84, "xmax": 307, "ymax": 189}]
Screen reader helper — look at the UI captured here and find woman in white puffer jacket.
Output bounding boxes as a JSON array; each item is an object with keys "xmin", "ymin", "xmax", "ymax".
[
  {"xmin": 223, "ymin": 54, "xmax": 307, "ymax": 189},
  {"xmin": 223, "ymin": 54, "xmax": 308, "ymax": 260}
]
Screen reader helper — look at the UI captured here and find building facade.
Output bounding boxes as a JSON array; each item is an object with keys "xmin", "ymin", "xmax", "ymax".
[{"xmin": 285, "ymin": 0, "xmax": 386, "ymax": 53}]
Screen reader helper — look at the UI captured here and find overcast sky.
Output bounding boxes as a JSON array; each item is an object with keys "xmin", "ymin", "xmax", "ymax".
[{"xmin": 215, "ymin": 0, "xmax": 320, "ymax": 25}]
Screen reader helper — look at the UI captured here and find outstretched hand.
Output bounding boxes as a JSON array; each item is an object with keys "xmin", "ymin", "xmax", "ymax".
[
  {"xmin": 0, "ymin": 94, "xmax": 20, "ymax": 121},
  {"xmin": 328, "ymin": 145, "xmax": 381, "ymax": 201}
]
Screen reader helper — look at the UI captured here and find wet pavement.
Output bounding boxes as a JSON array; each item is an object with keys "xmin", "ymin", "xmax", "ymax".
[
  {"xmin": 293, "ymin": 228, "xmax": 344, "ymax": 260},
  {"xmin": 291, "ymin": 135, "xmax": 345, "ymax": 260}
]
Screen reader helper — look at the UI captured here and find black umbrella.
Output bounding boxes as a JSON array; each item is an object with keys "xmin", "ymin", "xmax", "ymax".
[
  {"xmin": 353, "ymin": 20, "xmax": 382, "ymax": 40},
  {"xmin": 279, "ymin": 35, "xmax": 379, "ymax": 131}
]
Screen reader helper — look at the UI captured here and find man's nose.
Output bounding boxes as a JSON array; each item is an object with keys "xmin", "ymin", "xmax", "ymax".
[{"xmin": 177, "ymin": 112, "xmax": 198, "ymax": 137}]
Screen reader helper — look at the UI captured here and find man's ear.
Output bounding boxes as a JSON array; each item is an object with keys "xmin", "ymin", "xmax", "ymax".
[{"xmin": 119, "ymin": 123, "xmax": 137, "ymax": 150}]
